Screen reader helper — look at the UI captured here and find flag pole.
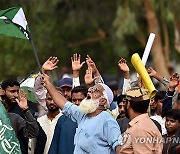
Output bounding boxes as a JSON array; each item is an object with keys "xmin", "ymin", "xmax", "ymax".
[
  {"xmin": 28, "ymin": 33, "xmax": 42, "ymax": 73},
  {"xmin": 4, "ymin": 18, "xmax": 42, "ymax": 73}
]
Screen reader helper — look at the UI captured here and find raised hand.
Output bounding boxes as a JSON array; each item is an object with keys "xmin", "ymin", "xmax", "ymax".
[
  {"xmin": 40, "ymin": 73, "xmax": 51, "ymax": 88},
  {"xmin": 118, "ymin": 58, "xmax": 130, "ymax": 79},
  {"xmin": 169, "ymin": 73, "xmax": 180, "ymax": 91},
  {"xmin": 42, "ymin": 56, "xmax": 59, "ymax": 73},
  {"xmin": 86, "ymin": 55, "xmax": 99, "ymax": 76},
  {"xmin": 71, "ymin": 53, "xmax": 85, "ymax": 71},
  {"xmin": 147, "ymin": 67, "xmax": 157, "ymax": 77},
  {"xmin": 118, "ymin": 58, "xmax": 129, "ymax": 73},
  {"xmin": 84, "ymin": 67, "xmax": 95, "ymax": 85},
  {"xmin": 16, "ymin": 90, "xmax": 28, "ymax": 110}
]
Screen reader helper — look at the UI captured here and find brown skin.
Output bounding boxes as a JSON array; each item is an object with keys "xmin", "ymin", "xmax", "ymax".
[
  {"xmin": 118, "ymin": 102, "xmax": 126, "ymax": 118},
  {"xmin": 41, "ymin": 73, "xmax": 121, "ymax": 153},
  {"xmin": 45, "ymin": 93, "xmax": 60, "ymax": 121},
  {"xmin": 118, "ymin": 58, "xmax": 130, "ymax": 79},
  {"xmin": 156, "ymin": 99, "xmax": 163, "ymax": 116},
  {"xmin": 60, "ymin": 86, "xmax": 72, "ymax": 101},
  {"xmin": 71, "ymin": 53, "xmax": 85, "ymax": 78},
  {"xmin": 165, "ymin": 117, "xmax": 180, "ymax": 137},
  {"xmin": 71, "ymin": 92, "xmax": 86, "ymax": 106},
  {"xmin": 124, "ymin": 101, "xmax": 141, "ymax": 120},
  {"xmin": 5, "ymin": 85, "xmax": 19, "ymax": 103}
]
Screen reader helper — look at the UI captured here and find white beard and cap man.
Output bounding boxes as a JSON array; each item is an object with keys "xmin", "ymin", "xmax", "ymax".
[{"xmin": 79, "ymin": 83, "xmax": 114, "ymax": 114}]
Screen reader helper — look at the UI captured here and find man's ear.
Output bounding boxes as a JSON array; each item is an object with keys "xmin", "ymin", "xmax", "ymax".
[
  {"xmin": 126, "ymin": 101, "xmax": 130, "ymax": 110},
  {"xmin": 0, "ymin": 89, "xmax": 5, "ymax": 96},
  {"xmin": 99, "ymin": 98, "xmax": 107, "ymax": 106}
]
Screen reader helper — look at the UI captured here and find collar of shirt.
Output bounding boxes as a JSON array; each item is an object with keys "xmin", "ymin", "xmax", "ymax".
[{"xmin": 128, "ymin": 113, "xmax": 149, "ymax": 127}]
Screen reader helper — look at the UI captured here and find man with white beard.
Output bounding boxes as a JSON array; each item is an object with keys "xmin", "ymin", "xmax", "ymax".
[{"xmin": 41, "ymin": 73, "xmax": 122, "ymax": 154}]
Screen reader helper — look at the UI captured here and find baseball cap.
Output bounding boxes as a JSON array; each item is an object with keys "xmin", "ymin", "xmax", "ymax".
[
  {"xmin": 125, "ymin": 87, "xmax": 150, "ymax": 102},
  {"xmin": 58, "ymin": 77, "xmax": 73, "ymax": 88}
]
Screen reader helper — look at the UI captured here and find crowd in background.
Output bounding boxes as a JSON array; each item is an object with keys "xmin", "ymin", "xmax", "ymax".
[{"xmin": 0, "ymin": 53, "xmax": 179, "ymax": 154}]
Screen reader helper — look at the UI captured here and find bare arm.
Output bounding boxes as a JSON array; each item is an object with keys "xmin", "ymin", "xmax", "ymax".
[
  {"xmin": 86, "ymin": 55, "xmax": 104, "ymax": 84},
  {"xmin": 41, "ymin": 73, "xmax": 68, "ymax": 109},
  {"xmin": 118, "ymin": 58, "xmax": 130, "ymax": 79},
  {"xmin": 147, "ymin": 67, "xmax": 163, "ymax": 81}
]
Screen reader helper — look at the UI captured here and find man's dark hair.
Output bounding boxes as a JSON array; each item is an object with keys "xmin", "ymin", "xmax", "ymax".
[
  {"xmin": 1, "ymin": 79, "xmax": 20, "ymax": 90},
  {"xmin": 165, "ymin": 109, "xmax": 180, "ymax": 122},
  {"xmin": 117, "ymin": 94, "xmax": 126, "ymax": 104},
  {"xmin": 71, "ymin": 86, "xmax": 88, "ymax": 97},
  {"xmin": 129, "ymin": 99, "xmax": 150, "ymax": 114},
  {"xmin": 154, "ymin": 91, "xmax": 166, "ymax": 102}
]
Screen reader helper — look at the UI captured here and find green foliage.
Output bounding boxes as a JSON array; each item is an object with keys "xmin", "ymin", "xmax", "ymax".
[{"xmin": 0, "ymin": 0, "xmax": 179, "ymax": 81}]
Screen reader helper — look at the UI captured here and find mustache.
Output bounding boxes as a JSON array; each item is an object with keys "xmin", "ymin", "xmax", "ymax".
[{"xmin": 119, "ymin": 111, "xmax": 125, "ymax": 115}]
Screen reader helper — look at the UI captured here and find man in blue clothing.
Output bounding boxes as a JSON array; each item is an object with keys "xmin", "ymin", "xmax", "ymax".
[
  {"xmin": 48, "ymin": 86, "xmax": 88, "ymax": 154},
  {"xmin": 42, "ymin": 73, "xmax": 122, "ymax": 154}
]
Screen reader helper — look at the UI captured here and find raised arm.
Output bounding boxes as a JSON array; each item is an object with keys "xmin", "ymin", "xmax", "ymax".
[
  {"xmin": 148, "ymin": 67, "xmax": 179, "ymax": 105},
  {"xmin": 84, "ymin": 67, "xmax": 95, "ymax": 87},
  {"xmin": 162, "ymin": 73, "xmax": 179, "ymax": 114},
  {"xmin": 118, "ymin": 58, "xmax": 130, "ymax": 79},
  {"xmin": 33, "ymin": 56, "xmax": 59, "ymax": 115},
  {"xmin": 147, "ymin": 67, "xmax": 163, "ymax": 82},
  {"xmin": 71, "ymin": 53, "xmax": 85, "ymax": 87},
  {"xmin": 86, "ymin": 55, "xmax": 104, "ymax": 84},
  {"xmin": 118, "ymin": 58, "xmax": 131, "ymax": 94}
]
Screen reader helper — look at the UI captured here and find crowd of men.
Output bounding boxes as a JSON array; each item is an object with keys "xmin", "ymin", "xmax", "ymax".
[{"xmin": 0, "ymin": 53, "xmax": 179, "ymax": 154}]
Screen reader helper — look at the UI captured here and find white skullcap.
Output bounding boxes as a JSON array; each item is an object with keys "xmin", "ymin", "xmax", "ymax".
[{"xmin": 99, "ymin": 83, "xmax": 114, "ymax": 109}]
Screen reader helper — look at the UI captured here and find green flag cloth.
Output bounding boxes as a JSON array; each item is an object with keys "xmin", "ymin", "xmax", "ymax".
[
  {"xmin": 0, "ymin": 101, "xmax": 21, "ymax": 154},
  {"xmin": 0, "ymin": 7, "xmax": 29, "ymax": 39}
]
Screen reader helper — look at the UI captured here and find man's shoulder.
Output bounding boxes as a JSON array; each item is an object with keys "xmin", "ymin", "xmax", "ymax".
[
  {"xmin": 37, "ymin": 114, "xmax": 47, "ymax": 121},
  {"xmin": 56, "ymin": 115, "xmax": 77, "ymax": 128}
]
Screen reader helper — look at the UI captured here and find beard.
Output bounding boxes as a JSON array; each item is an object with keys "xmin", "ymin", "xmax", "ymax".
[
  {"xmin": 47, "ymin": 104, "xmax": 59, "ymax": 112},
  {"xmin": 124, "ymin": 104, "xmax": 130, "ymax": 119},
  {"xmin": 119, "ymin": 111, "xmax": 126, "ymax": 118},
  {"xmin": 79, "ymin": 98, "xmax": 99, "ymax": 114}
]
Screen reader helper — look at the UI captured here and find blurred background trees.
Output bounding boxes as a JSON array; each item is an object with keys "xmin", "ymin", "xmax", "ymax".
[{"xmin": 0, "ymin": 0, "xmax": 179, "ymax": 83}]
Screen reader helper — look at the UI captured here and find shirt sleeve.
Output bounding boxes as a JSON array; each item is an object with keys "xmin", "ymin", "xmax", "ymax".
[
  {"xmin": 103, "ymin": 119, "xmax": 122, "ymax": 150},
  {"xmin": 33, "ymin": 74, "xmax": 48, "ymax": 112},
  {"xmin": 94, "ymin": 76, "xmax": 104, "ymax": 84},
  {"xmin": 162, "ymin": 91, "xmax": 174, "ymax": 114},
  {"xmin": 122, "ymin": 78, "xmax": 131, "ymax": 94},
  {"xmin": 16, "ymin": 110, "xmax": 39, "ymax": 138},
  {"xmin": 62, "ymin": 102, "xmax": 84, "ymax": 124},
  {"xmin": 160, "ymin": 77, "xmax": 178, "ymax": 105},
  {"xmin": 73, "ymin": 77, "xmax": 80, "ymax": 88}
]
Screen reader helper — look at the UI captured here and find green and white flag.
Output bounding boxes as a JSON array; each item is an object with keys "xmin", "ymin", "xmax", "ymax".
[
  {"xmin": 0, "ymin": 7, "xmax": 29, "ymax": 39},
  {"xmin": 0, "ymin": 101, "xmax": 21, "ymax": 154}
]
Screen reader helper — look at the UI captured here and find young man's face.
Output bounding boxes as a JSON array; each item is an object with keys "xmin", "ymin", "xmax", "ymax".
[
  {"xmin": 165, "ymin": 117, "xmax": 180, "ymax": 133},
  {"xmin": 60, "ymin": 86, "xmax": 72, "ymax": 101},
  {"xmin": 118, "ymin": 102, "xmax": 126, "ymax": 118},
  {"xmin": 5, "ymin": 85, "xmax": 19, "ymax": 103},
  {"xmin": 156, "ymin": 99, "xmax": 163, "ymax": 114},
  {"xmin": 72, "ymin": 92, "xmax": 86, "ymax": 106},
  {"xmin": 150, "ymin": 98, "xmax": 157, "ymax": 110},
  {"xmin": 46, "ymin": 93, "xmax": 59, "ymax": 112}
]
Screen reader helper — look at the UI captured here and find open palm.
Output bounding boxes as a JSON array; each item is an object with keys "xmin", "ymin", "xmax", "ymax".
[{"xmin": 42, "ymin": 56, "xmax": 59, "ymax": 73}]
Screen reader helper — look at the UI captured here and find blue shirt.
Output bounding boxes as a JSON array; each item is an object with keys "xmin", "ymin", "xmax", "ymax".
[
  {"xmin": 48, "ymin": 115, "xmax": 77, "ymax": 154},
  {"xmin": 62, "ymin": 102, "xmax": 122, "ymax": 154}
]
